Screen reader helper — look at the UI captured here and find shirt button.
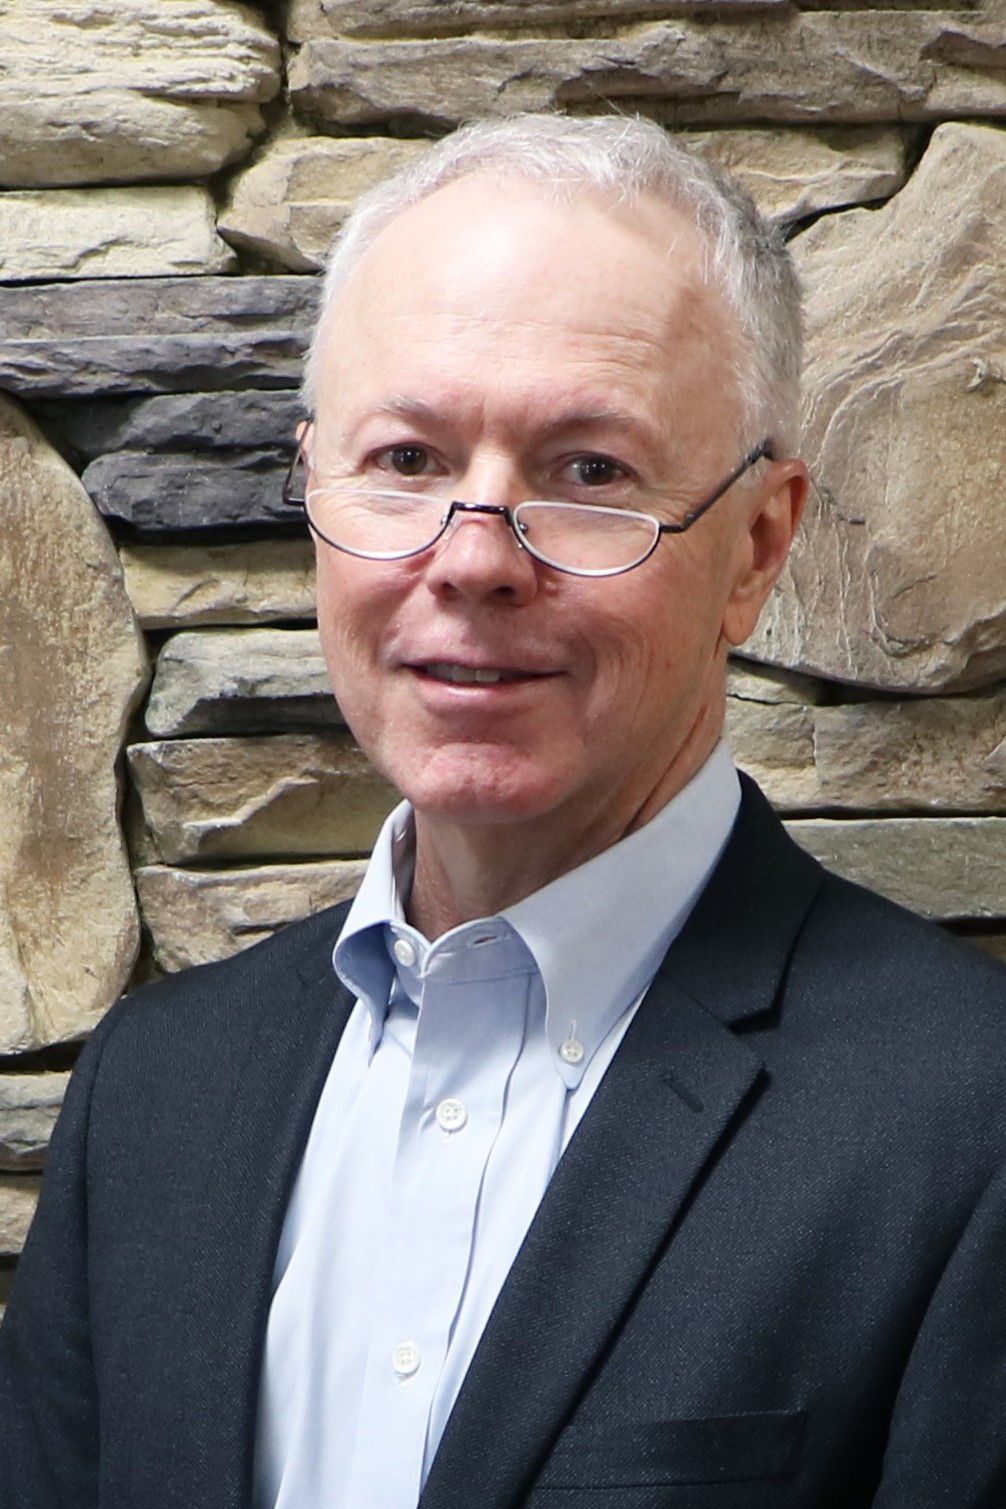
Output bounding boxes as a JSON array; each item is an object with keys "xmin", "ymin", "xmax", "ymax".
[
  {"xmin": 393, "ymin": 937, "xmax": 416, "ymax": 967},
  {"xmin": 559, "ymin": 1037, "xmax": 585, "ymax": 1065},
  {"xmin": 392, "ymin": 1340, "xmax": 422, "ymax": 1378},
  {"xmin": 435, "ymin": 1097, "xmax": 468, "ymax": 1132}
]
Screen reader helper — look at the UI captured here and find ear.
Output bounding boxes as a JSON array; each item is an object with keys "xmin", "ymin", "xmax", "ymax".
[{"xmin": 722, "ymin": 459, "xmax": 808, "ymax": 647}]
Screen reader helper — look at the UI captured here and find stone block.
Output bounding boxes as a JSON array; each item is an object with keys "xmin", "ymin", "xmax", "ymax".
[
  {"xmin": 287, "ymin": 0, "xmax": 788, "ymax": 39},
  {"xmin": 749, "ymin": 124, "xmax": 1006, "ymax": 692},
  {"xmin": 135, "ymin": 860, "xmax": 367, "ymax": 972},
  {"xmin": 0, "ymin": 0, "xmax": 280, "ymax": 188},
  {"xmin": 288, "ymin": 16, "xmax": 1006, "ymax": 131},
  {"xmin": 37, "ymin": 391, "xmax": 305, "ymax": 465},
  {"xmin": 0, "ymin": 276, "xmax": 317, "ymax": 399},
  {"xmin": 0, "ymin": 394, "xmax": 148, "ymax": 1052},
  {"xmin": 120, "ymin": 541, "xmax": 316, "ymax": 630},
  {"xmin": 220, "ymin": 136, "xmax": 430, "ymax": 272},
  {"xmin": 0, "ymin": 1074, "xmax": 69, "ymax": 1172},
  {"xmin": 144, "ymin": 629, "xmax": 336, "ymax": 736},
  {"xmin": 128, "ymin": 734, "xmax": 395, "ymax": 864},
  {"xmin": 82, "ymin": 450, "xmax": 298, "ymax": 536},
  {"xmin": 0, "ymin": 186, "xmax": 235, "ymax": 283},
  {"xmin": 0, "ymin": 1177, "xmax": 41, "ymax": 1259},
  {"xmin": 953, "ymin": 930, "xmax": 1006, "ymax": 967},
  {"xmin": 784, "ymin": 817, "xmax": 1006, "ymax": 920},
  {"xmin": 689, "ymin": 127, "xmax": 906, "ymax": 225}
]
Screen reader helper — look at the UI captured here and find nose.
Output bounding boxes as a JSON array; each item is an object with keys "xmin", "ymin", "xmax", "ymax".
[{"xmin": 424, "ymin": 497, "xmax": 540, "ymax": 606}]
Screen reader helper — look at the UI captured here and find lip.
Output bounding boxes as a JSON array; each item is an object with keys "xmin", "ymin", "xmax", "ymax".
[{"xmin": 414, "ymin": 661, "xmax": 556, "ymax": 687}]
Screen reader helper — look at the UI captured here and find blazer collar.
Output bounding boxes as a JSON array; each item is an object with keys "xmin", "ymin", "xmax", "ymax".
[{"xmin": 420, "ymin": 778, "xmax": 824, "ymax": 1509}]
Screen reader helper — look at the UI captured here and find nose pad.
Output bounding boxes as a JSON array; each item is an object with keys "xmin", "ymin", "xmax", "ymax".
[{"xmin": 427, "ymin": 499, "xmax": 538, "ymax": 601}]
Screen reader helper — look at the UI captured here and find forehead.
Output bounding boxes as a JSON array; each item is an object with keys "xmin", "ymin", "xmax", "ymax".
[{"xmin": 313, "ymin": 174, "xmax": 741, "ymax": 443}]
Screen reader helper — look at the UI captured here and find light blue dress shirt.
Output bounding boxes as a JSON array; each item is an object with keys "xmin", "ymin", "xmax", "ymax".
[{"xmin": 254, "ymin": 742, "xmax": 741, "ymax": 1509}]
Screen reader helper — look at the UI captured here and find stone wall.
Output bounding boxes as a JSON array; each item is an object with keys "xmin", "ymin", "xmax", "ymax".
[{"xmin": 2, "ymin": 0, "xmax": 1005, "ymax": 1307}]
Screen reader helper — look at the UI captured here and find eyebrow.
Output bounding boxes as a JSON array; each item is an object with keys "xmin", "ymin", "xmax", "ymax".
[{"xmin": 364, "ymin": 396, "xmax": 656, "ymax": 446}]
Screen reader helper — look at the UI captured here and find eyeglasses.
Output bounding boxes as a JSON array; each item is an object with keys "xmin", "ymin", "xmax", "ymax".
[{"xmin": 281, "ymin": 438, "xmax": 774, "ymax": 579}]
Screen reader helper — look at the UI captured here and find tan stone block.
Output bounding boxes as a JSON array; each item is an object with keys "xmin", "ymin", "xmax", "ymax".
[
  {"xmin": 219, "ymin": 136, "xmax": 430, "ymax": 272},
  {"xmin": 145, "ymin": 628, "xmax": 338, "ymax": 737},
  {"xmin": 120, "ymin": 541, "xmax": 316, "ymax": 630},
  {"xmin": 689, "ymin": 128, "xmax": 906, "ymax": 224},
  {"xmin": 0, "ymin": 394, "xmax": 148, "ymax": 1052},
  {"xmin": 748, "ymin": 123, "xmax": 1006, "ymax": 692},
  {"xmin": 784, "ymin": 817, "xmax": 1006, "ymax": 920},
  {"xmin": 288, "ymin": 17, "xmax": 1006, "ymax": 131},
  {"xmin": 128, "ymin": 734, "xmax": 398, "ymax": 864},
  {"xmin": 135, "ymin": 860, "xmax": 367, "ymax": 972},
  {"xmin": 0, "ymin": 1176, "xmax": 41, "ymax": 1258},
  {"xmin": 0, "ymin": 0, "xmax": 280, "ymax": 188},
  {"xmin": 0, "ymin": 186, "xmax": 236, "ymax": 282},
  {"xmin": 287, "ymin": 0, "xmax": 787, "ymax": 40},
  {"xmin": 0, "ymin": 1074, "xmax": 69, "ymax": 1172}
]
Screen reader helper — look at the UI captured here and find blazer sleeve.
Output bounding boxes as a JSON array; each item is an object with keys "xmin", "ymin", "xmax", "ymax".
[
  {"xmin": 0, "ymin": 1004, "xmax": 126, "ymax": 1509},
  {"xmin": 874, "ymin": 1150, "xmax": 1006, "ymax": 1508}
]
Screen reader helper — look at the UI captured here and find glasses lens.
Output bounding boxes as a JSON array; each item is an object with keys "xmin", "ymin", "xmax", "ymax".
[
  {"xmin": 516, "ymin": 501, "xmax": 658, "ymax": 576},
  {"xmin": 305, "ymin": 489, "xmax": 446, "ymax": 558}
]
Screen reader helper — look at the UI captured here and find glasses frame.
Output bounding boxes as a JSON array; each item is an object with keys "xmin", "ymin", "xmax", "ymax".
[{"xmin": 281, "ymin": 437, "xmax": 776, "ymax": 578}]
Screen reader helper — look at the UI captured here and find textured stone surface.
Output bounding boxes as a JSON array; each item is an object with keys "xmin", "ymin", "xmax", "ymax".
[
  {"xmin": 145, "ymin": 629, "xmax": 336, "ymax": 736},
  {"xmin": 0, "ymin": 394, "xmax": 148, "ymax": 1052},
  {"xmin": 120, "ymin": 541, "xmax": 316, "ymax": 630},
  {"xmin": 82, "ymin": 450, "xmax": 297, "ymax": 536},
  {"xmin": 0, "ymin": 277, "xmax": 317, "ymax": 399},
  {"xmin": 0, "ymin": 186, "xmax": 235, "ymax": 282},
  {"xmin": 0, "ymin": 0, "xmax": 280, "ymax": 188},
  {"xmin": 128, "ymin": 734, "xmax": 395, "ymax": 864},
  {"xmin": 288, "ymin": 0, "xmax": 788, "ymax": 39},
  {"xmin": 0, "ymin": 1074, "xmax": 69, "ymax": 1172},
  {"xmin": 135, "ymin": 860, "xmax": 366, "ymax": 972},
  {"xmin": 690, "ymin": 127, "xmax": 906, "ymax": 224},
  {"xmin": 749, "ymin": 124, "xmax": 1006, "ymax": 692},
  {"xmin": 38, "ymin": 391, "xmax": 305, "ymax": 465},
  {"xmin": 785, "ymin": 817, "xmax": 1006, "ymax": 919},
  {"xmin": 0, "ymin": 1177, "xmax": 41, "ymax": 1258},
  {"xmin": 729, "ymin": 675, "xmax": 1006, "ymax": 814},
  {"xmin": 220, "ymin": 135, "xmax": 429, "ymax": 272},
  {"xmin": 288, "ymin": 16, "xmax": 1006, "ymax": 131}
]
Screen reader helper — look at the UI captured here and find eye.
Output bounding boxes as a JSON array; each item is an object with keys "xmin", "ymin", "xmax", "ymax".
[
  {"xmin": 565, "ymin": 454, "xmax": 627, "ymax": 488},
  {"xmin": 385, "ymin": 443, "xmax": 433, "ymax": 478}
]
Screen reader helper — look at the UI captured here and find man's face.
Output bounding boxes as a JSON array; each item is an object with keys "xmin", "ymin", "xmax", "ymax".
[{"xmin": 309, "ymin": 176, "xmax": 801, "ymax": 865}]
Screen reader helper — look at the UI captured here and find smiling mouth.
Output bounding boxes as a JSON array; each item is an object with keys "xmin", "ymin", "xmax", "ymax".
[{"xmin": 419, "ymin": 662, "xmax": 544, "ymax": 686}]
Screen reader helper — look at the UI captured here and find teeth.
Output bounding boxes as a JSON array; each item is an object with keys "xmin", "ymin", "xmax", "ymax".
[{"xmin": 425, "ymin": 662, "xmax": 508, "ymax": 685}]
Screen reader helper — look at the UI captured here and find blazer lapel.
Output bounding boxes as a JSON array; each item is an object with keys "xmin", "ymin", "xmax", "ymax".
[{"xmin": 421, "ymin": 780, "xmax": 825, "ymax": 1509}]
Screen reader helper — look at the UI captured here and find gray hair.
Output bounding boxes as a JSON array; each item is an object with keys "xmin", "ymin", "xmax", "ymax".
[{"xmin": 303, "ymin": 113, "xmax": 803, "ymax": 454}]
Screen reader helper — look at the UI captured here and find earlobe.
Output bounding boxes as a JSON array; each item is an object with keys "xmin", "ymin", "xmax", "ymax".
[{"xmin": 722, "ymin": 461, "xmax": 809, "ymax": 647}]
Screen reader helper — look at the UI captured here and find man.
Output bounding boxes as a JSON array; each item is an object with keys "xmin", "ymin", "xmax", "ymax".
[{"xmin": 2, "ymin": 113, "xmax": 1006, "ymax": 1509}]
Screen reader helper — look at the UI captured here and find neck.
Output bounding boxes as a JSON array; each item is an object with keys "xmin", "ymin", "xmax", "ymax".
[{"xmin": 405, "ymin": 712, "xmax": 724, "ymax": 940}]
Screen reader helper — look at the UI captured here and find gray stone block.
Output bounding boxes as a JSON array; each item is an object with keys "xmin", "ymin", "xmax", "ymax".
[
  {"xmin": 37, "ymin": 391, "xmax": 305, "ymax": 464},
  {"xmin": 82, "ymin": 451, "xmax": 300, "ymax": 535},
  {"xmin": 144, "ymin": 628, "xmax": 337, "ymax": 736}
]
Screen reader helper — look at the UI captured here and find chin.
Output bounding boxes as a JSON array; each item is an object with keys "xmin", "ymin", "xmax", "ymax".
[{"xmin": 395, "ymin": 749, "xmax": 574, "ymax": 829}]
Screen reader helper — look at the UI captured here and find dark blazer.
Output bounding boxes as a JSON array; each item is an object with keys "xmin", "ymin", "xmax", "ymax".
[{"xmin": 3, "ymin": 778, "xmax": 1006, "ymax": 1508}]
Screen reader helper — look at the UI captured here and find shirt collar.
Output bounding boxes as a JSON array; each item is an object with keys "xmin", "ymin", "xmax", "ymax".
[{"xmin": 334, "ymin": 742, "xmax": 740, "ymax": 1085}]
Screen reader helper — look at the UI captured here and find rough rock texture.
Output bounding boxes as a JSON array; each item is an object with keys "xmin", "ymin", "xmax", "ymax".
[
  {"xmin": 0, "ymin": 277, "xmax": 317, "ymax": 399},
  {"xmin": 288, "ymin": 16, "xmax": 1006, "ymax": 131},
  {"xmin": 0, "ymin": 394, "xmax": 148, "ymax": 1052},
  {"xmin": 82, "ymin": 449, "xmax": 297, "ymax": 535},
  {"xmin": 0, "ymin": 186, "xmax": 235, "ymax": 282},
  {"xmin": 287, "ymin": 0, "xmax": 789, "ymax": 39},
  {"xmin": 786, "ymin": 817, "xmax": 1006, "ymax": 919},
  {"xmin": 128, "ymin": 734, "xmax": 396, "ymax": 864},
  {"xmin": 145, "ymin": 629, "xmax": 337, "ymax": 736},
  {"xmin": 120, "ymin": 541, "xmax": 316, "ymax": 629},
  {"xmin": 0, "ymin": 0, "xmax": 280, "ymax": 188},
  {"xmin": 135, "ymin": 860, "xmax": 367, "ymax": 972},
  {"xmin": 690, "ymin": 128, "xmax": 906, "ymax": 224},
  {"xmin": 37, "ymin": 391, "xmax": 305, "ymax": 465},
  {"xmin": 0, "ymin": 1074, "xmax": 69, "ymax": 1171},
  {"xmin": 220, "ymin": 135, "xmax": 429, "ymax": 272},
  {"xmin": 749, "ymin": 124, "xmax": 1006, "ymax": 692},
  {"xmin": 0, "ymin": 1177, "xmax": 41, "ymax": 1258},
  {"xmin": 728, "ymin": 669, "xmax": 1006, "ymax": 813}
]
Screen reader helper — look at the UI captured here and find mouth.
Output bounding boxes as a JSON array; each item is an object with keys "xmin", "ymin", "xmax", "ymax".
[{"xmin": 417, "ymin": 662, "xmax": 549, "ymax": 686}]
